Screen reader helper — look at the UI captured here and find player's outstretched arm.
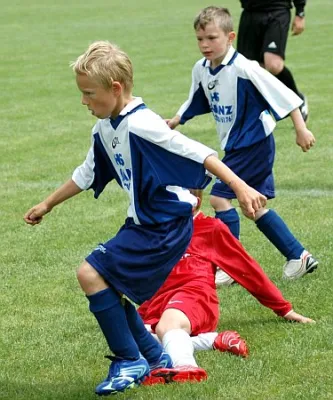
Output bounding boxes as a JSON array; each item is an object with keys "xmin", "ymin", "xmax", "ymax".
[
  {"xmin": 24, "ymin": 179, "xmax": 82, "ymax": 225},
  {"xmin": 204, "ymin": 155, "xmax": 267, "ymax": 218},
  {"xmin": 283, "ymin": 310, "xmax": 315, "ymax": 324}
]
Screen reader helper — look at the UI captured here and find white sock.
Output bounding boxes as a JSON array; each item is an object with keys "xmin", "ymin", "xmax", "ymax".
[
  {"xmin": 191, "ymin": 332, "xmax": 218, "ymax": 351},
  {"xmin": 162, "ymin": 329, "xmax": 198, "ymax": 367}
]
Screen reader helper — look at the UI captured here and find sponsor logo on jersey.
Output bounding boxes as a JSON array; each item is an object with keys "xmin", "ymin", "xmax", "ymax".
[
  {"xmin": 114, "ymin": 153, "xmax": 132, "ymax": 190},
  {"xmin": 112, "ymin": 137, "xmax": 121, "ymax": 149},
  {"xmin": 208, "ymin": 79, "xmax": 219, "ymax": 90},
  {"xmin": 209, "ymin": 91, "xmax": 233, "ymax": 123}
]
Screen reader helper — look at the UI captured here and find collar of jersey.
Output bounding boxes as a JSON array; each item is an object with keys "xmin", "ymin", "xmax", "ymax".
[
  {"xmin": 109, "ymin": 97, "xmax": 146, "ymax": 130},
  {"xmin": 203, "ymin": 46, "xmax": 238, "ymax": 76}
]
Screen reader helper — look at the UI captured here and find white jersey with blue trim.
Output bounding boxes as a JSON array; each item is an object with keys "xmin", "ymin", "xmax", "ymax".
[
  {"xmin": 177, "ymin": 46, "xmax": 303, "ymax": 151},
  {"xmin": 72, "ymin": 97, "xmax": 216, "ymax": 225}
]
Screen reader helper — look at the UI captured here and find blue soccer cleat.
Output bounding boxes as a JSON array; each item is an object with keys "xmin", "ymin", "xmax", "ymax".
[
  {"xmin": 95, "ymin": 355, "xmax": 150, "ymax": 396},
  {"xmin": 148, "ymin": 351, "xmax": 173, "ymax": 372}
]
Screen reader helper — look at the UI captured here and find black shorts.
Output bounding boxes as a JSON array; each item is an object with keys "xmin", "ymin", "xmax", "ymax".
[{"xmin": 237, "ymin": 9, "xmax": 291, "ymax": 62}]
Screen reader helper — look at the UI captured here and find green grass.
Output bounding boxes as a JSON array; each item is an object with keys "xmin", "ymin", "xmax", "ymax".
[{"xmin": 1, "ymin": 0, "xmax": 333, "ymax": 399}]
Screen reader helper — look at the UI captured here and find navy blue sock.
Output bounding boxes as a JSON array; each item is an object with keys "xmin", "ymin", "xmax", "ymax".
[
  {"xmin": 255, "ymin": 209, "xmax": 304, "ymax": 260},
  {"xmin": 124, "ymin": 300, "xmax": 162, "ymax": 365},
  {"xmin": 215, "ymin": 208, "xmax": 240, "ymax": 239},
  {"xmin": 87, "ymin": 287, "xmax": 140, "ymax": 360}
]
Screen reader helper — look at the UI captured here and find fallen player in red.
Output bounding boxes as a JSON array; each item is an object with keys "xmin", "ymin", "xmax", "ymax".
[{"xmin": 139, "ymin": 190, "xmax": 314, "ymax": 384}]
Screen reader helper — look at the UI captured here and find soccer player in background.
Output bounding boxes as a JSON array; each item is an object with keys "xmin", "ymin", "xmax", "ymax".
[
  {"xmin": 139, "ymin": 190, "xmax": 314, "ymax": 385},
  {"xmin": 237, "ymin": 0, "xmax": 309, "ymax": 121},
  {"xmin": 166, "ymin": 6, "xmax": 318, "ymax": 285},
  {"xmin": 23, "ymin": 41, "xmax": 266, "ymax": 396}
]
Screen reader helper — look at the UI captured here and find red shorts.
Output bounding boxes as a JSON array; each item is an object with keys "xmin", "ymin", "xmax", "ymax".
[{"xmin": 138, "ymin": 279, "xmax": 219, "ymax": 336}]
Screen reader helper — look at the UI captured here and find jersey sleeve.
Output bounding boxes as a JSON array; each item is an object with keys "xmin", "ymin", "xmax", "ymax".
[
  {"xmin": 72, "ymin": 124, "xmax": 120, "ymax": 199},
  {"xmin": 127, "ymin": 111, "xmax": 217, "ymax": 202},
  {"xmin": 239, "ymin": 59, "xmax": 303, "ymax": 120},
  {"xmin": 209, "ymin": 222, "xmax": 292, "ymax": 316},
  {"xmin": 129, "ymin": 109, "xmax": 217, "ymax": 163},
  {"xmin": 177, "ymin": 60, "xmax": 211, "ymax": 124}
]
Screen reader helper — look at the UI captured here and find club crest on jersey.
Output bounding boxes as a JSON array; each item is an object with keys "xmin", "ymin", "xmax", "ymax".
[
  {"xmin": 112, "ymin": 137, "xmax": 121, "ymax": 149},
  {"xmin": 208, "ymin": 79, "xmax": 219, "ymax": 90}
]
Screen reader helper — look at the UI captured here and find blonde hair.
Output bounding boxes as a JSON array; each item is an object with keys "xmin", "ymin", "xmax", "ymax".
[
  {"xmin": 194, "ymin": 6, "xmax": 233, "ymax": 34},
  {"xmin": 71, "ymin": 41, "xmax": 133, "ymax": 93}
]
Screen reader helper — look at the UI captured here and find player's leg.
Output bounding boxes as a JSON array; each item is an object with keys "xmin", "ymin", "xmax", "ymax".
[
  {"xmin": 210, "ymin": 196, "xmax": 240, "ymax": 239},
  {"xmin": 145, "ymin": 284, "xmax": 219, "ymax": 385},
  {"xmin": 262, "ymin": 9, "xmax": 308, "ymax": 121},
  {"xmin": 191, "ymin": 332, "xmax": 248, "ymax": 357},
  {"xmin": 77, "ymin": 262, "xmax": 149, "ymax": 395},
  {"xmin": 123, "ymin": 299, "xmax": 172, "ymax": 370},
  {"xmin": 216, "ymin": 136, "xmax": 317, "ymax": 277},
  {"xmin": 237, "ymin": 10, "xmax": 263, "ymax": 62},
  {"xmin": 156, "ymin": 308, "xmax": 196, "ymax": 368},
  {"xmin": 254, "ymin": 208, "xmax": 318, "ymax": 279},
  {"xmin": 147, "ymin": 309, "xmax": 207, "ymax": 384},
  {"xmin": 209, "ymin": 196, "xmax": 238, "ymax": 285}
]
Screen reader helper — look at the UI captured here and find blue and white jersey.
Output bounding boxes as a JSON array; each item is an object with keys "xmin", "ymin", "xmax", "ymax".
[
  {"xmin": 72, "ymin": 97, "xmax": 216, "ymax": 225},
  {"xmin": 177, "ymin": 46, "xmax": 303, "ymax": 151}
]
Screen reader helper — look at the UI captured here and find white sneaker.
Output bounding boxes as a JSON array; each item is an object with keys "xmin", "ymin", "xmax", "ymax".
[
  {"xmin": 283, "ymin": 250, "xmax": 318, "ymax": 280},
  {"xmin": 215, "ymin": 269, "xmax": 234, "ymax": 286}
]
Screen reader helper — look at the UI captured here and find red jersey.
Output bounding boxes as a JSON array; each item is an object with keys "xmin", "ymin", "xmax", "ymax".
[{"xmin": 138, "ymin": 212, "xmax": 292, "ymax": 333}]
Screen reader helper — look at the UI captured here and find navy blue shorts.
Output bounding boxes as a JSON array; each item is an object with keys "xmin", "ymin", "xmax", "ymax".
[
  {"xmin": 86, "ymin": 216, "xmax": 193, "ymax": 304},
  {"xmin": 211, "ymin": 135, "xmax": 275, "ymax": 199}
]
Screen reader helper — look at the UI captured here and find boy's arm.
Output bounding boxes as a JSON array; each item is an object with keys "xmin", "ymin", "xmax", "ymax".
[
  {"xmin": 290, "ymin": 108, "xmax": 316, "ymax": 152},
  {"xmin": 243, "ymin": 61, "xmax": 316, "ymax": 151},
  {"xmin": 210, "ymin": 222, "xmax": 314, "ymax": 322},
  {"xmin": 204, "ymin": 155, "xmax": 266, "ymax": 218},
  {"xmin": 24, "ymin": 179, "xmax": 82, "ymax": 225},
  {"xmin": 166, "ymin": 61, "xmax": 210, "ymax": 130}
]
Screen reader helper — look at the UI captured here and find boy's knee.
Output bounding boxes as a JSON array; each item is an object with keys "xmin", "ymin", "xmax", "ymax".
[
  {"xmin": 155, "ymin": 309, "xmax": 191, "ymax": 340},
  {"xmin": 77, "ymin": 261, "xmax": 107, "ymax": 294},
  {"xmin": 210, "ymin": 195, "xmax": 232, "ymax": 211},
  {"xmin": 254, "ymin": 207, "xmax": 269, "ymax": 221}
]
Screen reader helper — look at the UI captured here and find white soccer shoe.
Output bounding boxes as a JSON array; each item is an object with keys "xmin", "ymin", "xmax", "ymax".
[
  {"xmin": 283, "ymin": 250, "xmax": 318, "ymax": 280},
  {"xmin": 215, "ymin": 269, "xmax": 234, "ymax": 286}
]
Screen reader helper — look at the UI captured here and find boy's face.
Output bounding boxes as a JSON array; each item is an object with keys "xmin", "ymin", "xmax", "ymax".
[
  {"xmin": 76, "ymin": 73, "xmax": 120, "ymax": 119},
  {"xmin": 195, "ymin": 22, "xmax": 235, "ymax": 67}
]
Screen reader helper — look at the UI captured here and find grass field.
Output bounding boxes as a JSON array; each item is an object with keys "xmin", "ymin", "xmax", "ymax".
[{"xmin": 1, "ymin": 0, "xmax": 333, "ymax": 399}]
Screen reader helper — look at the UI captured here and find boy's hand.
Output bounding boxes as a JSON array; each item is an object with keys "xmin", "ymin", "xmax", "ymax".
[
  {"xmin": 296, "ymin": 128, "xmax": 316, "ymax": 152},
  {"xmin": 233, "ymin": 183, "xmax": 267, "ymax": 219},
  {"xmin": 24, "ymin": 201, "xmax": 50, "ymax": 225},
  {"xmin": 165, "ymin": 115, "xmax": 180, "ymax": 130},
  {"xmin": 283, "ymin": 310, "xmax": 315, "ymax": 324}
]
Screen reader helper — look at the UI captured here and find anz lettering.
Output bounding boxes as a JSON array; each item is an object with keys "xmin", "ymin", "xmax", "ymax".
[
  {"xmin": 209, "ymin": 91, "xmax": 233, "ymax": 123},
  {"xmin": 114, "ymin": 153, "xmax": 132, "ymax": 190}
]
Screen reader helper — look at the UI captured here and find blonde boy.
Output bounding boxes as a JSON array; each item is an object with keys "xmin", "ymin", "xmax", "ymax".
[{"xmin": 24, "ymin": 41, "xmax": 266, "ymax": 395}]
